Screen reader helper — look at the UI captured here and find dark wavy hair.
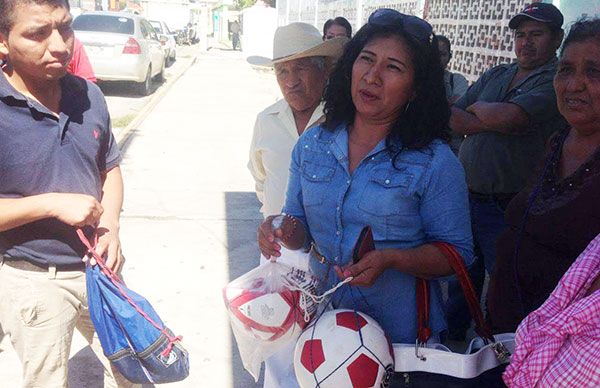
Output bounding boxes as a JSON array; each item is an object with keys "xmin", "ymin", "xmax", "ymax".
[
  {"xmin": 0, "ymin": 0, "xmax": 69, "ymax": 35},
  {"xmin": 437, "ymin": 35, "xmax": 452, "ymax": 57},
  {"xmin": 323, "ymin": 22, "xmax": 450, "ymax": 151},
  {"xmin": 561, "ymin": 17, "xmax": 600, "ymax": 56},
  {"xmin": 323, "ymin": 17, "xmax": 353, "ymax": 38}
]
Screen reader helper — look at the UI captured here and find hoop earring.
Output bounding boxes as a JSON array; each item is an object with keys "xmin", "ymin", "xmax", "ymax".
[{"xmin": 404, "ymin": 100, "xmax": 411, "ymax": 114}]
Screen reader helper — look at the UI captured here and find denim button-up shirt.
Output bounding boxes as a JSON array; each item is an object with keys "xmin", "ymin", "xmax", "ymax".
[{"xmin": 283, "ymin": 124, "xmax": 474, "ymax": 343}]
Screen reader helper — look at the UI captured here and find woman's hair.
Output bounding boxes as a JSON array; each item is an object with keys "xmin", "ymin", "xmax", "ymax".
[
  {"xmin": 437, "ymin": 35, "xmax": 451, "ymax": 53},
  {"xmin": 323, "ymin": 22, "xmax": 450, "ymax": 150},
  {"xmin": 561, "ymin": 18, "xmax": 600, "ymax": 56},
  {"xmin": 323, "ymin": 17, "xmax": 353, "ymax": 38}
]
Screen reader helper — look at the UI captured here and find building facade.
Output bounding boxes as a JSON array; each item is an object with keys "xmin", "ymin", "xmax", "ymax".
[{"xmin": 277, "ymin": 0, "xmax": 595, "ymax": 83}]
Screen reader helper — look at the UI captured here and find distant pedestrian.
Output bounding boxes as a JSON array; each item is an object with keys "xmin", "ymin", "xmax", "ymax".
[
  {"xmin": 230, "ymin": 20, "xmax": 241, "ymax": 50},
  {"xmin": 0, "ymin": 0, "xmax": 132, "ymax": 386},
  {"xmin": 247, "ymin": 22, "xmax": 346, "ymax": 387},
  {"xmin": 323, "ymin": 16, "xmax": 352, "ymax": 40},
  {"xmin": 446, "ymin": 2, "xmax": 566, "ymax": 341}
]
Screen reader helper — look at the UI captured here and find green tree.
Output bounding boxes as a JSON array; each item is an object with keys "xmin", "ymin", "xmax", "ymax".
[{"xmin": 235, "ymin": 0, "xmax": 275, "ymax": 10}]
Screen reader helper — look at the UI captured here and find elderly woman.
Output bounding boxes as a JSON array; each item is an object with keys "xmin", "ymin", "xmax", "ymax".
[
  {"xmin": 258, "ymin": 9, "xmax": 473, "ymax": 346},
  {"xmin": 488, "ymin": 18, "xmax": 600, "ymax": 334}
]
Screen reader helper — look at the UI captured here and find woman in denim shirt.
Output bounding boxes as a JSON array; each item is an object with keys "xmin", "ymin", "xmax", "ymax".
[{"xmin": 258, "ymin": 9, "xmax": 474, "ymax": 344}]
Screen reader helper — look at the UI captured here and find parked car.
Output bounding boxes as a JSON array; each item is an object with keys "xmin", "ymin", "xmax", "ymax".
[
  {"xmin": 149, "ymin": 19, "xmax": 177, "ymax": 63},
  {"xmin": 73, "ymin": 11, "xmax": 166, "ymax": 95}
]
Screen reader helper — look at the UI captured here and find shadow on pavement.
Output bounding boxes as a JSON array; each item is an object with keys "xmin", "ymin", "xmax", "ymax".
[
  {"xmin": 210, "ymin": 48, "xmax": 241, "ymax": 52},
  {"xmin": 98, "ymin": 79, "xmax": 165, "ymax": 98},
  {"xmin": 224, "ymin": 191, "xmax": 264, "ymax": 388},
  {"xmin": 68, "ymin": 346, "xmax": 104, "ymax": 388}
]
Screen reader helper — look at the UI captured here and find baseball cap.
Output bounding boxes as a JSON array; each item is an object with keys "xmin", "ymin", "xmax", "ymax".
[{"xmin": 509, "ymin": 3, "xmax": 564, "ymax": 30}]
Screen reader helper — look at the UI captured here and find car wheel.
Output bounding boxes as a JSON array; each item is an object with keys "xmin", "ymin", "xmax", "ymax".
[
  {"xmin": 156, "ymin": 61, "xmax": 165, "ymax": 83},
  {"xmin": 137, "ymin": 65, "xmax": 152, "ymax": 96}
]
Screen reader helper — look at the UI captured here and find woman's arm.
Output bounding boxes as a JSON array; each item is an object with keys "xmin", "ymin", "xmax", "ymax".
[
  {"xmin": 586, "ymin": 274, "xmax": 600, "ymax": 296},
  {"xmin": 336, "ymin": 244, "xmax": 452, "ymax": 286}
]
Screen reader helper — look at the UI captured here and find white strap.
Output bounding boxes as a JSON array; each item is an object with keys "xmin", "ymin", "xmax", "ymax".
[
  {"xmin": 393, "ymin": 333, "xmax": 516, "ymax": 379},
  {"xmin": 288, "ymin": 277, "xmax": 354, "ymax": 322}
]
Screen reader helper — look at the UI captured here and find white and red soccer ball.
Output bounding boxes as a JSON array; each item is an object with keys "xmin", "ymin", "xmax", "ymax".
[
  {"xmin": 294, "ymin": 309, "xmax": 394, "ymax": 388},
  {"xmin": 223, "ymin": 277, "xmax": 313, "ymax": 344}
]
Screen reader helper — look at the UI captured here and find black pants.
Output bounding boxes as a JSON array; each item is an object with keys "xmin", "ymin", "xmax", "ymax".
[{"xmin": 389, "ymin": 364, "xmax": 507, "ymax": 388}]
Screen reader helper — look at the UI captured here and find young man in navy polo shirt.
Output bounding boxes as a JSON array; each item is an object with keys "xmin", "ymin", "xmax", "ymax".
[{"xmin": 0, "ymin": 0, "xmax": 134, "ymax": 386}]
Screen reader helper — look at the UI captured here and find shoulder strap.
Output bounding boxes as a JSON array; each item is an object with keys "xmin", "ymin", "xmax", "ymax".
[
  {"xmin": 416, "ymin": 242, "xmax": 494, "ymax": 344},
  {"xmin": 416, "ymin": 278, "xmax": 431, "ymax": 344}
]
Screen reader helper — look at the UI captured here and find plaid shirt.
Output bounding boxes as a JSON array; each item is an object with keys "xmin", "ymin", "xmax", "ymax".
[{"xmin": 504, "ymin": 233, "xmax": 600, "ymax": 387}]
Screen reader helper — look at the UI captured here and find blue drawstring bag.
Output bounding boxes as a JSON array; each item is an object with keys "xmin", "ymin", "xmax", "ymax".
[{"xmin": 79, "ymin": 230, "xmax": 189, "ymax": 384}]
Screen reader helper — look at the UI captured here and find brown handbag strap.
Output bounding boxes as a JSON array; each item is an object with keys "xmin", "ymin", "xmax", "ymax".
[
  {"xmin": 416, "ymin": 242, "xmax": 495, "ymax": 344},
  {"xmin": 416, "ymin": 278, "xmax": 431, "ymax": 343}
]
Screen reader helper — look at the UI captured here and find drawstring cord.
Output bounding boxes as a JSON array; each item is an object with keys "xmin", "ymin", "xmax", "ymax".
[
  {"xmin": 288, "ymin": 276, "xmax": 354, "ymax": 322},
  {"xmin": 77, "ymin": 229, "xmax": 182, "ymax": 357}
]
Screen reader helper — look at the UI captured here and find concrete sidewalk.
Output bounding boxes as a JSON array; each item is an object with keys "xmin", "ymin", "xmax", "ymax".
[{"xmin": 0, "ymin": 47, "xmax": 282, "ymax": 387}]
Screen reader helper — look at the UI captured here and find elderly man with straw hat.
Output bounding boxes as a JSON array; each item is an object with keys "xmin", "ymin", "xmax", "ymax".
[
  {"xmin": 247, "ymin": 22, "xmax": 347, "ymax": 387},
  {"xmin": 248, "ymin": 22, "xmax": 347, "ymax": 219}
]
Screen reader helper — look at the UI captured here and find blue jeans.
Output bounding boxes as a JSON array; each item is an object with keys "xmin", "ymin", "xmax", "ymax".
[{"xmin": 445, "ymin": 195, "xmax": 512, "ymax": 338}]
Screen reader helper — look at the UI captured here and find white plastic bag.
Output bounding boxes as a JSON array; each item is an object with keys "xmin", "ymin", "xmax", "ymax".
[
  {"xmin": 259, "ymin": 246, "xmax": 311, "ymax": 271},
  {"xmin": 223, "ymin": 257, "xmax": 319, "ymax": 380}
]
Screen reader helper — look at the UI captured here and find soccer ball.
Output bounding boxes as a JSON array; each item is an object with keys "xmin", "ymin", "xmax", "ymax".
[
  {"xmin": 224, "ymin": 277, "xmax": 313, "ymax": 343},
  {"xmin": 294, "ymin": 309, "xmax": 394, "ymax": 388}
]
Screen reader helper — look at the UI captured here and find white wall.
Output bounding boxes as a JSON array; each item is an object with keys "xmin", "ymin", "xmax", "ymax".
[
  {"xmin": 142, "ymin": 0, "xmax": 191, "ymax": 30},
  {"xmin": 242, "ymin": 5, "xmax": 278, "ymax": 58}
]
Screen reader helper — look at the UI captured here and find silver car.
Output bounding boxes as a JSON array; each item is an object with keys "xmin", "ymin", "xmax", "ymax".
[
  {"xmin": 73, "ymin": 11, "xmax": 166, "ymax": 95},
  {"xmin": 149, "ymin": 19, "xmax": 177, "ymax": 63}
]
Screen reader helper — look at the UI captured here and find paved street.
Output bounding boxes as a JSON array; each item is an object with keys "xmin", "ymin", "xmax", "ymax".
[
  {"xmin": 0, "ymin": 47, "xmax": 282, "ymax": 387},
  {"xmin": 104, "ymin": 43, "xmax": 201, "ymax": 136}
]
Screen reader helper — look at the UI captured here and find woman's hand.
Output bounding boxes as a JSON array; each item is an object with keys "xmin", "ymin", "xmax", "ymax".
[
  {"xmin": 586, "ymin": 274, "xmax": 600, "ymax": 297},
  {"xmin": 258, "ymin": 215, "xmax": 283, "ymax": 260},
  {"xmin": 335, "ymin": 250, "xmax": 391, "ymax": 287},
  {"xmin": 258, "ymin": 214, "xmax": 306, "ymax": 260}
]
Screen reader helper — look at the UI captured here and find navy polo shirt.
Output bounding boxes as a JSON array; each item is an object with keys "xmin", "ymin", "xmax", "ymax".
[
  {"xmin": 455, "ymin": 59, "xmax": 568, "ymax": 194},
  {"xmin": 0, "ymin": 70, "xmax": 121, "ymax": 265}
]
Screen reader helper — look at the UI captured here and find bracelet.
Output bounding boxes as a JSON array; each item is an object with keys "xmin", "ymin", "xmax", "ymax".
[
  {"xmin": 271, "ymin": 214, "xmax": 297, "ymax": 242},
  {"xmin": 282, "ymin": 214, "xmax": 297, "ymax": 242}
]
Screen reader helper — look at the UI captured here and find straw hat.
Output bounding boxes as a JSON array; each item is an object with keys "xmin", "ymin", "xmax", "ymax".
[{"xmin": 247, "ymin": 22, "xmax": 348, "ymax": 67}]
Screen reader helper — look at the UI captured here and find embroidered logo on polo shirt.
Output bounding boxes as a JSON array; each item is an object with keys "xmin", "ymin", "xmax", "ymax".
[{"xmin": 93, "ymin": 129, "xmax": 99, "ymax": 139}]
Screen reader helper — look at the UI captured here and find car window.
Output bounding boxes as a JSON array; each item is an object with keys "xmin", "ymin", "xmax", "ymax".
[
  {"xmin": 73, "ymin": 14, "xmax": 135, "ymax": 35},
  {"xmin": 163, "ymin": 23, "xmax": 172, "ymax": 34},
  {"xmin": 149, "ymin": 22, "xmax": 159, "ymax": 40},
  {"xmin": 141, "ymin": 20, "xmax": 158, "ymax": 40},
  {"xmin": 140, "ymin": 20, "xmax": 150, "ymax": 38},
  {"xmin": 149, "ymin": 20, "xmax": 163, "ymax": 34}
]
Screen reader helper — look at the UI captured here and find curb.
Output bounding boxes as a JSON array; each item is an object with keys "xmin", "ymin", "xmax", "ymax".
[{"xmin": 116, "ymin": 53, "xmax": 199, "ymax": 148}]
